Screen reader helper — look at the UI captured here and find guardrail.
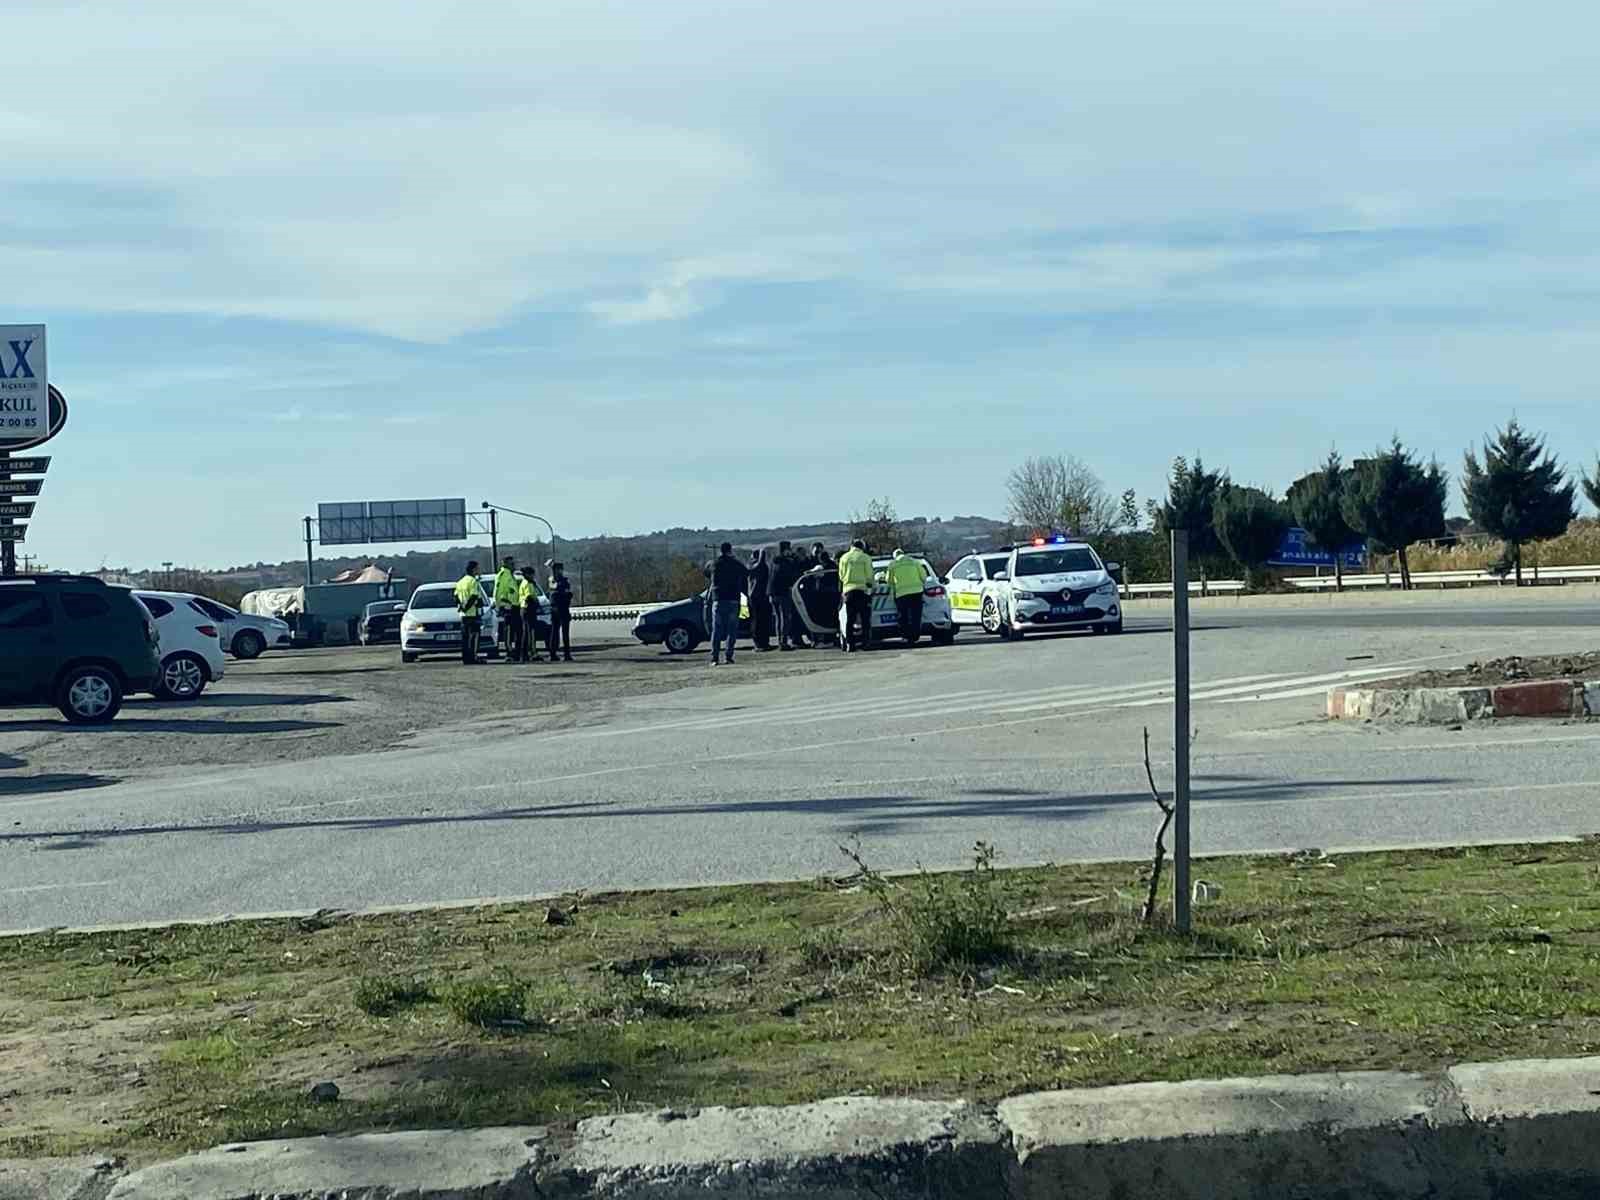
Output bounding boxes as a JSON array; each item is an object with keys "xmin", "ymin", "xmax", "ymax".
[
  {"xmin": 1122, "ymin": 563, "xmax": 1600, "ymax": 598},
  {"xmin": 571, "ymin": 604, "xmax": 656, "ymax": 621}
]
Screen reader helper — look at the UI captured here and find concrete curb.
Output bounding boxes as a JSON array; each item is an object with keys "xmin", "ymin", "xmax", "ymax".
[
  {"xmin": 39, "ymin": 1055, "xmax": 1600, "ymax": 1199},
  {"xmin": 1329, "ymin": 677, "xmax": 1600, "ymax": 724}
]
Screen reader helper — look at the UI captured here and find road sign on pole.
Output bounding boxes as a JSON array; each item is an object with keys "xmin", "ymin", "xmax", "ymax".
[
  {"xmin": 0, "ymin": 479, "xmax": 42, "ymax": 497},
  {"xmin": 0, "ymin": 502, "xmax": 34, "ymax": 519},
  {"xmin": 0, "ymin": 525, "xmax": 24, "ymax": 542},
  {"xmin": 0, "ymin": 456, "xmax": 49, "ymax": 475}
]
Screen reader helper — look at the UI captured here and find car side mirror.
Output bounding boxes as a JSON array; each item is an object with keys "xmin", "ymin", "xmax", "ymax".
[
  {"xmin": 1105, "ymin": 562, "xmax": 1121, "ymax": 574},
  {"xmin": 994, "ymin": 570, "xmax": 1009, "ymax": 581}
]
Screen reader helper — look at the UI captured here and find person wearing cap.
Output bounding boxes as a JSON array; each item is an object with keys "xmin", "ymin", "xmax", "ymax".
[
  {"xmin": 453, "ymin": 559, "xmax": 485, "ymax": 664},
  {"xmin": 546, "ymin": 560, "xmax": 574, "ymax": 662},
  {"xmin": 887, "ymin": 548, "xmax": 927, "ymax": 647},
  {"xmin": 837, "ymin": 538, "xmax": 875, "ymax": 652},
  {"xmin": 493, "ymin": 555, "xmax": 520, "ymax": 661},
  {"xmin": 517, "ymin": 566, "xmax": 542, "ymax": 663}
]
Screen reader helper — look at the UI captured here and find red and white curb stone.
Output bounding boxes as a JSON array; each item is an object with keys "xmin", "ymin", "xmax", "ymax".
[{"xmin": 1328, "ymin": 678, "xmax": 1600, "ymax": 724}]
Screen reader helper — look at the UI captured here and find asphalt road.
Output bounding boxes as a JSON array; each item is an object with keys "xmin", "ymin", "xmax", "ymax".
[{"xmin": 3, "ymin": 592, "xmax": 1597, "ymax": 931}]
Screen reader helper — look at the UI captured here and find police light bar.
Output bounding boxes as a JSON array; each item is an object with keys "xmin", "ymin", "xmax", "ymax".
[
  {"xmin": 1032, "ymin": 537, "xmax": 1045, "ymax": 546},
  {"xmin": 1053, "ymin": 535, "xmax": 1068, "ymax": 543}
]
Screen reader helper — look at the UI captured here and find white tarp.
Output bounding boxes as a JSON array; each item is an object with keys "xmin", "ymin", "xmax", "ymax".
[{"xmin": 241, "ymin": 587, "xmax": 304, "ymax": 618}]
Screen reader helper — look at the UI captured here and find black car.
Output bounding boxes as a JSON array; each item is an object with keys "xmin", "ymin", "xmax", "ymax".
[
  {"xmin": 359, "ymin": 599, "xmax": 409, "ymax": 646},
  {"xmin": 0, "ymin": 575, "xmax": 162, "ymax": 723},
  {"xmin": 631, "ymin": 590, "xmax": 751, "ymax": 654}
]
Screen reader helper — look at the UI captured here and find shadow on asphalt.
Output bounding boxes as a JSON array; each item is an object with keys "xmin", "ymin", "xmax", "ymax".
[
  {"xmin": 0, "ymin": 717, "xmax": 342, "ymax": 736},
  {"xmin": 148, "ymin": 693, "xmax": 355, "ymax": 708},
  {"xmin": 0, "ymin": 773, "xmax": 1461, "ymax": 848},
  {"xmin": 0, "ymin": 772, "xmax": 120, "ymax": 796}
]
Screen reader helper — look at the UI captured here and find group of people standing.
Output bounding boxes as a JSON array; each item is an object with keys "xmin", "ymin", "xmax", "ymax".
[
  {"xmin": 705, "ymin": 537, "xmax": 925, "ymax": 663},
  {"xmin": 452, "ymin": 556, "xmax": 574, "ymax": 665}
]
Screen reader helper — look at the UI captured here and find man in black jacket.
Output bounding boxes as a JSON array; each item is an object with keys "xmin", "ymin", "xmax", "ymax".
[
  {"xmin": 709, "ymin": 542, "xmax": 747, "ymax": 666},
  {"xmin": 747, "ymin": 548, "xmax": 773, "ymax": 651},
  {"xmin": 769, "ymin": 540, "xmax": 806, "ymax": 650}
]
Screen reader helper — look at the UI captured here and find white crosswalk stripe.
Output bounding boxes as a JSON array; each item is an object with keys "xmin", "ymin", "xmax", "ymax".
[{"xmin": 572, "ymin": 687, "xmax": 1007, "ymax": 739}]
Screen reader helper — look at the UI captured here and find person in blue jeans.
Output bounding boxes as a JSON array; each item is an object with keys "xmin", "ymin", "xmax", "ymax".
[{"xmin": 709, "ymin": 541, "xmax": 747, "ymax": 666}]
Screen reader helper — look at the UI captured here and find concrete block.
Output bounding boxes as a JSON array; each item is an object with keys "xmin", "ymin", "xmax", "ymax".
[
  {"xmin": 1491, "ymin": 680, "xmax": 1580, "ymax": 718},
  {"xmin": 998, "ymin": 1070, "xmax": 1476, "ymax": 1200},
  {"xmin": 0, "ymin": 1157, "xmax": 119, "ymax": 1200},
  {"xmin": 1449, "ymin": 1057, "xmax": 1600, "ymax": 1195},
  {"xmin": 557, "ymin": 1097, "xmax": 1010, "ymax": 1199},
  {"xmin": 1340, "ymin": 688, "xmax": 1375, "ymax": 719},
  {"xmin": 107, "ymin": 1126, "xmax": 549, "ymax": 1200},
  {"xmin": 1458, "ymin": 687, "xmax": 1494, "ymax": 720}
]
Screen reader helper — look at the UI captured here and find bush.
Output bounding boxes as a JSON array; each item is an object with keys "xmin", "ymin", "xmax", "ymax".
[
  {"xmin": 441, "ymin": 977, "xmax": 529, "ymax": 1028},
  {"xmin": 842, "ymin": 842, "xmax": 1011, "ymax": 974},
  {"xmin": 353, "ymin": 975, "xmax": 434, "ymax": 1017}
]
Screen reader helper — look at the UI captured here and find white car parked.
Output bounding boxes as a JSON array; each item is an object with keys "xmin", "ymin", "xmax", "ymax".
[
  {"xmin": 944, "ymin": 550, "xmax": 1016, "ymax": 629},
  {"xmin": 399, "ymin": 581, "xmax": 499, "ymax": 663},
  {"xmin": 189, "ymin": 595, "xmax": 293, "ymax": 659},
  {"xmin": 789, "ymin": 555, "xmax": 955, "ymax": 647},
  {"xmin": 129, "ymin": 590, "xmax": 229, "ymax": 699},
  {"xmin": 977, "ymin": 538, "xmax": 1123, "ymax": 640}
]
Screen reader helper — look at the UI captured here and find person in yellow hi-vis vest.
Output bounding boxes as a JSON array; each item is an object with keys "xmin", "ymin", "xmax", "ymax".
[
  {"xmin": 493, "ymin": 556, "xmax": 520, "ymax": 661},
  {"xmin": 837, "ymin": 539, "xmax": 875, "ymax": 652},
  {"xmin": 887, "ymin": 548, "xmax": 927, "ymax": 646},
  {"xmin": 517, "ymin": 566, "xmax": 542, "ymax": 664},
  {"xmin": 453, "ymin": 560, "xmax": 485, "ymax": 664}
]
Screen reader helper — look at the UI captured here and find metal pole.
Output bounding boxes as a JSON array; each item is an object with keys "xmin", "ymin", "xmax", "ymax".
[
  {"xmin": 0, "ymin": 452, "xmax": 13, "ymax": 578},
  {"xmin": 1172, "ymin": 530, "xmax": 1192, "ymax": 933},
  {"xmin": 489, "ymin": 508, "xmax": 499, "ymax": 566},
  {"xmin": 303, "ymin": 517, "xmax": 315, "ymax": 587}
]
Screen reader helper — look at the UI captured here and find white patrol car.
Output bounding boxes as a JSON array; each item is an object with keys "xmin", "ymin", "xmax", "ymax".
[
  {"xmin": 944, "ymin": 550, "xmax": 1016, "ymax": 629},
  {"xmin": 977, "ymin": 538, "xmax": 1123, "ymax": 640}
]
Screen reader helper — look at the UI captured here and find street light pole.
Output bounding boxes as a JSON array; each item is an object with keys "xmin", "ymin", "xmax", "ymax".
[{"xmin": 481, "ymin": 502, "xmax": 557, "ymax": 562}]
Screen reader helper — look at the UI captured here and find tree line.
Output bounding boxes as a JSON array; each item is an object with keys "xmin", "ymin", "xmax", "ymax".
[{"xmin": 1005, "ymin": 422, "xmax": 1600, "ymax": 591}]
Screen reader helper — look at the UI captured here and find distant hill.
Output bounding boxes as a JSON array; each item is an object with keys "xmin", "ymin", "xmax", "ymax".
[{"xmin": 118, "ymin": 515, "xmax": 1015, "ymax": 599}]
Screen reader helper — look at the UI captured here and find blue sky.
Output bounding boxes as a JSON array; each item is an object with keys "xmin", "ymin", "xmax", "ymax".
[{"xmin": 12, "ymin": 0, "xmax": 1600, "ymax": 569}]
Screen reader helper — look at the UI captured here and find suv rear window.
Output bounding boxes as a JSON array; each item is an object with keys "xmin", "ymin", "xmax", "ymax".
[
  {"xmin": 0, "ymin": 588, "xmax": 52, "ymax": 628},
  {"xmin": 61, "ymin": 591, "xmax": 112, "ymax": 620},
  {"xmin": 141, "ymin": 597, "xmax": 174, "ymax": 618}
]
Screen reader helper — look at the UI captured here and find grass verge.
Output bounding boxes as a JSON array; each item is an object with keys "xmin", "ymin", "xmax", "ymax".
[{"xmin": 5, "ymin": 839, "xmax": 1600, "ymax": 1163}]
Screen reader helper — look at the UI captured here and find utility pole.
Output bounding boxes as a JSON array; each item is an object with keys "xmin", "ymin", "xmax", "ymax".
[
  {"xmin": 1172, "ymin": 530, "xmax": 1192, "ymax": 934},
  {"xmin": 489, "ymin": 508, "xmax": 499, "ymax": 566},
  {"xmin": 303, "ymin": 518, "xmax": 315, "ymax": 587},
  {"xmin": 162, "ymin": 561, "xmax": 174, "ymax": 589}
]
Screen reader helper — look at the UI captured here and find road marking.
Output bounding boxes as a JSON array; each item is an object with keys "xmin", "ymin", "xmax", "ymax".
[
  {"xmin": 0, "ymin": 880, "xmax": 119, "ymax": 896},
  {"xmin": 1115, "ymin": 664, "xmax": 1414, "ymax": 708},
  {"xmin": 570, "ymin": 688, "xmax": 1008, "ymax": 739}
]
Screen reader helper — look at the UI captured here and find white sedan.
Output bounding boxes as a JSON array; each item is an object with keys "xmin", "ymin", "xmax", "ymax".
[
  {"xmin": 790, "ymin": 556, "xmax": 955, "ymax": 646},
  {"xmin": 129, "ymin": 590, "xmax": 229, "ymax": 699},
  {"xmin": 399, "ymin": 581, "xmax": 499, "ymax": 662},
  {"xmin": 189, "ymin": 595, "xmax": 293, "ymax": 659}
]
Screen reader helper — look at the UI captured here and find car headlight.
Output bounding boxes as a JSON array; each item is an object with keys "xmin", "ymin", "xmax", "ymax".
[
  {"xmin": 1094, "ymin": 580, "xmax": 1117, "ymax": 595},
  {"xmin": 401, "ymin": 616, "xmax": 419, "ymax": 630},
  {"xmin": 1013, "ymin": 589, "xmax": 1037, "ymax": 600}
]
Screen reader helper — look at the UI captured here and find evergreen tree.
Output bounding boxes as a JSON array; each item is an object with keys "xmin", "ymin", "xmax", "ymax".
[
  {"xmin": 1287, "ymin": 451, "xmax": 1359, "ymax": 592},
  {"xmin": 1212, "ymin": 487, "xmax": 1291, "ymax": 590},
  {"xmin": 1461, "ymin": 420, "xmax": 1576, "ymax": 585},
  {"xmin": 1156, "ymin": 456, "xmax": 1229, "ymax": 581},
  {"xmin": 1341, "ymin": 439, "xmax": 1448, "ymax": 590},
  {"xmin": 1582, "ymin": 457, "xmax": 1600, "ymax": 513}
]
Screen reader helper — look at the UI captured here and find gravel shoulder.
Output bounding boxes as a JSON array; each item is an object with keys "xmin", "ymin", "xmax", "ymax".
[{"xmin": 0, "ymin": 639, "xmax": 863, "ymax": 788}]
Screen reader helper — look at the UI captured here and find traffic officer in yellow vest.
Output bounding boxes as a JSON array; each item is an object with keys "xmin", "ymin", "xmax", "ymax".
[
  {"xmin": 887, "ymin": 548, "xmax": 926, "ymax": 646},
  {"xmin": 493, "ymin": 556, "xmax": 520, "ymax": 660},
  {"xmin": 837, "ymin": 539, "xmax": 875, "ymax": 652},
  {"xmin": 454, "ymin": 560, "xmax": 485, "ymax": 664},
  {"xmin": 517, "ymin": 566, "xmax": 541, "ymax": 663}
]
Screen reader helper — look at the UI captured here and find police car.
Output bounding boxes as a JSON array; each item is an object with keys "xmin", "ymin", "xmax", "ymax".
[
  {"xmin": 976, "ymin": 536, "xmax": 1123, "ymax": 640},
  {"xmin": 944, "ymin": 549, "xmax": 1016, "ymax": 629},
  {"xmin": 790, "ymin": 555, "xmax": 955, "ymax": 647}
]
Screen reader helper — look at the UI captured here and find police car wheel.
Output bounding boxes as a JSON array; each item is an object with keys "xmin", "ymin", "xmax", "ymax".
[
  {"xmin": 401, "ymin": 652, "xmax": 418, "ymax": 663},
  {"xmin": 980, "ymin": 596, "xmax": 1003, "ymax": 635}
]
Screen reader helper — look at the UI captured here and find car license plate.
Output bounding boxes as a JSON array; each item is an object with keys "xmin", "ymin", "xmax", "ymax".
[
  {"xmin": 1050, "ymin": 605, "xmax": 1082, "ymax": 617},
  {"xmin": 882, "ymin": 614, "xmax": 899, "ymax": 624}
]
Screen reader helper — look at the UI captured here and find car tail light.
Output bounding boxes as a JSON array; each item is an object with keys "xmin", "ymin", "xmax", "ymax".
[
  {"xmin": 924, "ymin": 586, "xmax": 946, "ymax": 597},
  {"xmin": 196, "ymin": 624, "xmax": 218, "ymax": 638}
]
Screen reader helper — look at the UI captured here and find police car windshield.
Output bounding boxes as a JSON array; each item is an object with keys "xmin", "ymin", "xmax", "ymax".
[
  {"xmin": 1015, "ymin": 548, "xmax": 1100, "ymax": 576},
  {"xmin": 982, "ymin": 557, "xmax": 1009, "ymax": 577},
  {"xmin": 410, "ymin": 588, "xmax": 459, "ymax": 610}
]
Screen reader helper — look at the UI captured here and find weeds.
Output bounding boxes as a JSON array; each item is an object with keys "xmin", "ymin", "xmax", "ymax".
[
  {"xmin": 441, "ymin": 977, "xmax": 529, "ymax": 1028},
  {"xmin": 840, "ymin": 841, "xmax": 1011, "ymax": 973},
  {"xmin": 353, "ymin": 974, "xmax": 434, "ymax": 1017}
]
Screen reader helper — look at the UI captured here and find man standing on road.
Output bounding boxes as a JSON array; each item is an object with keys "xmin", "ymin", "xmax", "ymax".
[
  {"xmin": 748, "ymin": 548, "xmax": 773, "ymax": 652},
  {"xmin": 770, "ymin": 540, "xmax": 806, "ymax": 651},
  {"xmin": 494, "ymin": 556, "xmax": 521, "ymax": 661},
  {"xmin": 887, "ymin": 548, "xmax": 926, "ymax": 647},
  {"xmin": 838, "ymin": 539, "xmax": 875, "ymax": 652},
  {"xmin": 518, "ymin": 566, "xmax": 542, "ymax": 663},
  {"xmin": 454, "ymin": 560, "xmax": 485, "ymax": 665},
  {"xmin": 709, "ymin": 542, "xmax": 747, "ymax": 666},
  {"xmin": 547, "ymin": 560, "xmax": 574, "ymax": 662}
]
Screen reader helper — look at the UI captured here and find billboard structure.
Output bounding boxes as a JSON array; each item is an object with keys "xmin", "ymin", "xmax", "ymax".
[{"xmin": 316, "ymin": 498, "xmax": 468, "ymax": 546}]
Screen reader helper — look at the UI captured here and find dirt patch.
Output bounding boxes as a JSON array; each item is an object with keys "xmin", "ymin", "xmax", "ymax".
[
  {"xmin": 1376, "ymin": 652, "xmax": 1600, "ymax": 690},
  {"xmin": 0, "ymin": 640, "xmax": 863, "ymax": 786}
]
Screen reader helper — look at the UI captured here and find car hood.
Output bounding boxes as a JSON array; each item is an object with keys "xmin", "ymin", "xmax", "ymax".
[
  {"xmin": 638, "ymin": 597, "xmax": 699, "ymax": 625},
  {"xmin": 1012, "ymin": 571, "xmax": 1111, "ymax": 591}
]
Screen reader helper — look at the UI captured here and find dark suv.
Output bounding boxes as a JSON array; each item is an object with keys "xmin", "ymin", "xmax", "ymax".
[{"xmin": 0, "ymin": 575, "xmax": 162, "ymax": 723}]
